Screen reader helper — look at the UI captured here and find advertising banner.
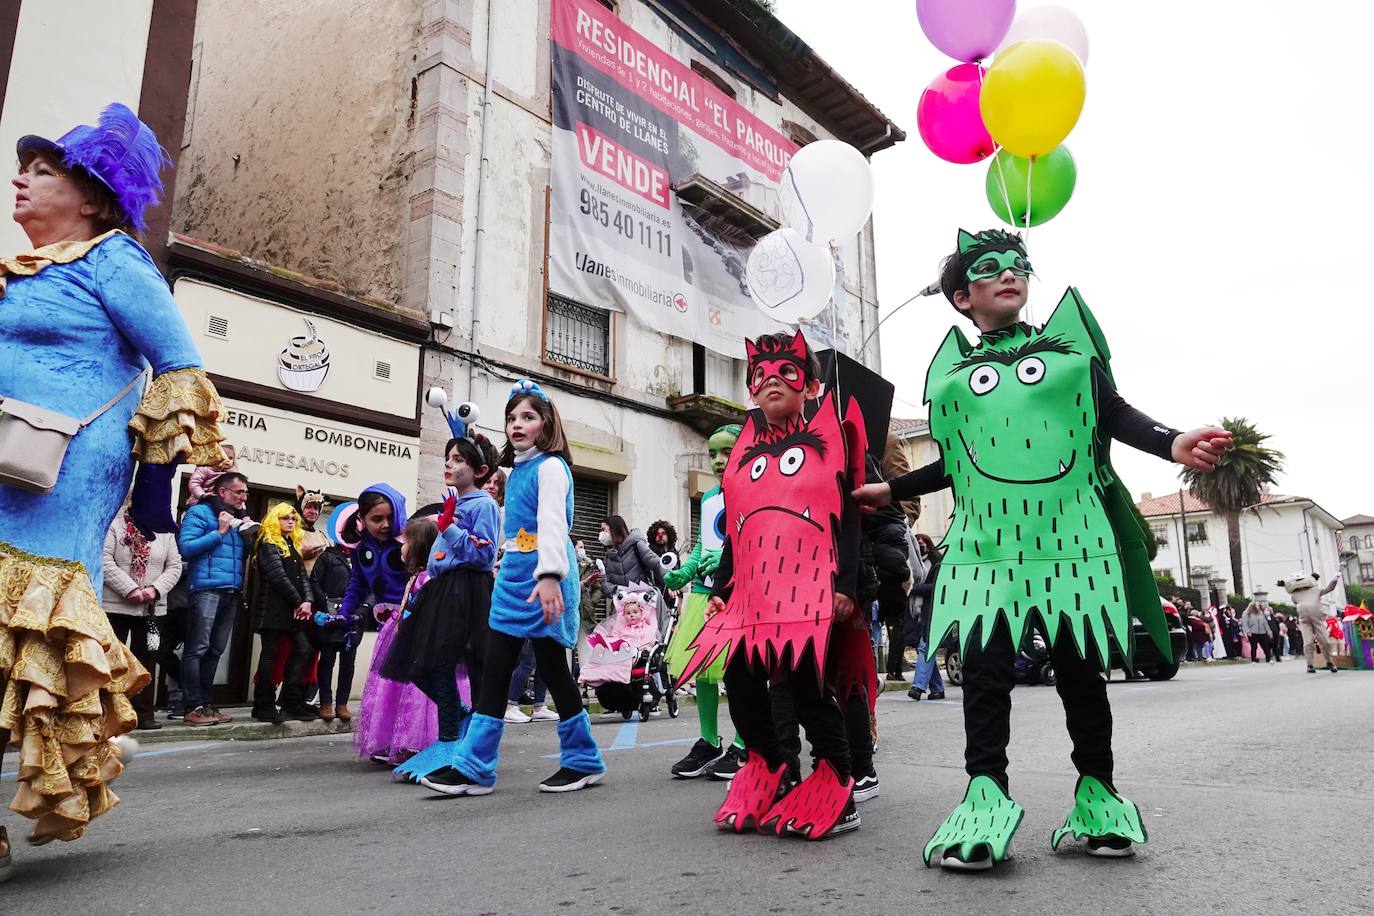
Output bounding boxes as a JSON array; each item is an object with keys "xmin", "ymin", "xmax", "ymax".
[{"xmin": 550, "ymin": 0, "xmax": 819, "ymax": 356}]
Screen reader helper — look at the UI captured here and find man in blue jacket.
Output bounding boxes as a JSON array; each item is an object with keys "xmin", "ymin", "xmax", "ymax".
[{"xmin": 177, "ymin": 472, "xmax": 257, "ymax": 726}]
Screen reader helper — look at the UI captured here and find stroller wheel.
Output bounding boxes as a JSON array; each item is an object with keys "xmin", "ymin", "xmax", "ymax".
[
  {"xmin": 639, "ymin": 708, "xmax": 650, "ymax": 722},
  {"xmin": 622, "ymin": 709, "xmax": 633, "ymax": 720},
  {"xmin": 667, "ymin": 693, "xmax": 680, "ymax": 718}
]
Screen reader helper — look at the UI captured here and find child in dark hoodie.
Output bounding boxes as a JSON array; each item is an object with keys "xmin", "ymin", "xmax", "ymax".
[{"xmin": 341, "ymin": 483, "xmax": 432, "ymax": 764}]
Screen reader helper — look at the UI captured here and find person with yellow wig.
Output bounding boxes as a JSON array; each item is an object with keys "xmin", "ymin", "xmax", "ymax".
[{"xmin": 250, "ymin": 504, "xmax": 322, "ymax": 724}]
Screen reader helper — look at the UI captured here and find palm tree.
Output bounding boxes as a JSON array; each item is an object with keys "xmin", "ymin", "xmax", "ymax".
[{"xmin": 1179, "ymin": 417, "xmax": 1285, "ymax": 597}]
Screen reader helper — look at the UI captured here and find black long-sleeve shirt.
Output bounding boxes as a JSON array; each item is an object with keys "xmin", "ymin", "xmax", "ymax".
[{"xmin": 889, "ymin": 362, "xmax": 1180, "ymax": 502}]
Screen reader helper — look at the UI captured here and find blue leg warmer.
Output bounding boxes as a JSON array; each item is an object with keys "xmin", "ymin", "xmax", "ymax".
[
  {"xmin": 392, "ymin": 739, "xmax": 460, "ymax": 784},
  {"xmin": 451, "ymin": 713, "xmax": 505, "ymax": 787},
  {"xmin": 557, "ymin": 710, "xmax": 605, "ymax": 775}
]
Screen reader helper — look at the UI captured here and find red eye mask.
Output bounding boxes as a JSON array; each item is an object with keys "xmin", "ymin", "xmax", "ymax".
[{"xmin": 746, "ymin": 330, "xmax": 811, "ymax": 396}]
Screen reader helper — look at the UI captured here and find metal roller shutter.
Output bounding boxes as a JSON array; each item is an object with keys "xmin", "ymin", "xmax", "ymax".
[{"xmin": 572, "ymin": 474, "xmax": 613, "ymax": 622}]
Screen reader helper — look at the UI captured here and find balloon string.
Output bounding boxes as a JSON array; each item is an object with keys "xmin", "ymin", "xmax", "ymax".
[{"xmin": 1024, "ymin": 156, "xmax": 1035, "ymax": 324}]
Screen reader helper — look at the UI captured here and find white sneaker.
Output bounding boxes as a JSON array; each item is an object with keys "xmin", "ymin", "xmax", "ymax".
[
  {"xmin": 504, "ymin": 706, "xmax": 532, "ymax": 724},
  {"xmin": 530, "ymin": 706, "xmax": 559, "ymax": 721}
]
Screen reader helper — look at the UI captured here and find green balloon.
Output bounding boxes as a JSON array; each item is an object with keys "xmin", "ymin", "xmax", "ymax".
[{"xmin": 985, "ymin": 145, "xmax": 1076, "ymax": 228}]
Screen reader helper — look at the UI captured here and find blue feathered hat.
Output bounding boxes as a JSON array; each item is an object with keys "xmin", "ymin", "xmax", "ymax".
[{"xmin": 17, "ymin": 102, "xmax": 171, "ymax": 233}]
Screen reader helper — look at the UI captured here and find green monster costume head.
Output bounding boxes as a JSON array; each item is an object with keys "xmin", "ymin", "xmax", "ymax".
[
  {"xmin": 708, "ymin": 423, "xmax": 742, "ymax": 479},
  {"xmin": 924, "ymin": 246, "xmax": 1167, "ymax": 667}
]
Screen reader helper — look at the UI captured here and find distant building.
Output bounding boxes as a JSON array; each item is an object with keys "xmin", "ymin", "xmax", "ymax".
[
  {"xmin": 888, "ymin": 417, "xmax": 952, "ymax": 542},
  {"xmin": 1340, "ymin": 514, "xmax": 1374, "ymax": 587},
  {"xmin": 1136, "ymin": 491, "xmax": 1348, "ymax": 607}
]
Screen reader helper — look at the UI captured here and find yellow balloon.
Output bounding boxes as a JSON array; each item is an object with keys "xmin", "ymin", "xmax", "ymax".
[{"xmin": 980, "ymin": 39, "xmax": 1086, "ymax": 158}]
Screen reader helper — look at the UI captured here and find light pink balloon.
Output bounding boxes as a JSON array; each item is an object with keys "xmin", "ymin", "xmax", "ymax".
[
  {"xmin": 998, "ymin": 5, "xmax": 1090, "ymax": 64},
  {"xmin": 917, "ymin": 64, "xmax": 997, "ymax": 164}
]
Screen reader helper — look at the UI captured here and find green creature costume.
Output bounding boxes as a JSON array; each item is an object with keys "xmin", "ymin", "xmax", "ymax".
[
  {"xmin": 893, "ymin": 230, "xmax": 1178, "ymax": 869},
  {"xmin": 664, "ymin": 424, "xmax": 745, "ymax": 778}
]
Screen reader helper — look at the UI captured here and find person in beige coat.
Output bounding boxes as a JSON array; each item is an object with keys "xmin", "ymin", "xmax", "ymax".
[{"xmin": 103, "ymin": 510, "xmax": 184, "ymax": 729}]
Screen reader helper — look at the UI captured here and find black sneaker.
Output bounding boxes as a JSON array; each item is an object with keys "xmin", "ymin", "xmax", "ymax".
[
  {"xmin": 1328, "ymin": 663, "xmax": 1339, "ymax": 673},
  {"xmin": 1086, "ymin": 835, "xmax": 1135, "ymax": 858},
  {"xmin": 927, "ymin": 690, "xmax": 946, "ymax": 700},
  {"xmin": 940, "ymin": 843, "xmax": 996, "ymax": 871},
  {"xmin": 708, "ymin": 744, "xmax": 745, "ymax": 780},
  {"xmin": 786, "ymin": 798, "xmax": 861, "ymax": 837},
  {"xmin": 1307, "ymin": 664, "xmax": 1316, "ymax": 673},
  {"xmin": 251, "ymin": 706, "xmax": 285, "ymax": 724},
  {"xmin": 421, "ymin": 766, "xmax": 493, "ymax": 796},
  {"xmin": 282, "ymin": 705, "xmax": 317, "ymax": 722},
  {"xmin": 853, "ymin": 771, "xmax": 880, "ymax": 803},
  {"xmin": 538, "ymin": 767, "xmax": 605, "ymax": 793},
  {"xmin": 908, "ymin": 687, "xmax": 924, "ymax": 701},
  {"xmin": 671, "ymin": 738, "xmax": 728, "ymax": 778}
]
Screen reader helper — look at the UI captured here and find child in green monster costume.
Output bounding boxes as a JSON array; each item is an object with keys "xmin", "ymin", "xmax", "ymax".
[
  {"xmin": 664, "ymin": 424, "xmax": 747, "ymax": 779},
  {"xmin": 854, "ymin": 229, "xmax": 1233, "ymax": 871}
]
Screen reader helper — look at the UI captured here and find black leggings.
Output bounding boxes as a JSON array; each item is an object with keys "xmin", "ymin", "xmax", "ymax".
[
  {"xmin": 475, "ymin": 631, "xmax": 582, "ymax": 722},
  {"xmin": 417, "ymin": 664, "xmax": 465, "ymax": 742}
]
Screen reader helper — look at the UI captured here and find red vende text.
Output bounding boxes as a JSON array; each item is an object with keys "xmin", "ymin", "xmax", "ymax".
[{"xmin": 576, "ymin": 122, "xmax": 670, "ymax": 209}]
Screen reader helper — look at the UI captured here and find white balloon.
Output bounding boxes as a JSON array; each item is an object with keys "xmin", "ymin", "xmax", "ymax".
[
  {"xmin": 998, "ymin": 5, "xmax": 1090, "ymax": 64},
  {"xmin": 425, "ymin": 386, "xmax": 449, "ymax": 409},
  {"xmin": 778, "ymin": 140, "xmax": 875, "ymax": 246},
  {"xmin": 746, "ymin": 228, "xmax": 835, "ymax": 323}
]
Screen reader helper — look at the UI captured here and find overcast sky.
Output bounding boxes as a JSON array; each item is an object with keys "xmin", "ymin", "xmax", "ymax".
[{"xmin": 774, "ymin": 0, "xmax": 1370, "ymax": 522}]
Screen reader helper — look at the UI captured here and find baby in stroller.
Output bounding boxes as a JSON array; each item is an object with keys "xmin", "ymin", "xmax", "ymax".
[{"xmin": 580, "ymin": 583, "xmax": 679, "ymax": 721}]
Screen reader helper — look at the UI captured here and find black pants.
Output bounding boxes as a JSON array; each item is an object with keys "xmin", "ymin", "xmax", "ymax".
[
  {"xmin": 884, "ymin": 620, "xmax": 906, "ymax": 675},
  {"xmin": 108, "ymin": 615, "xmax": 157, "ymax": 725},
  {"xmin": 317, "ymin": 644, "xmax": 357, "ymax": 706},
  {"xmin": 1250, "ymin": 634, "xmax": 1272, "ymax": 660},
  {"xmin": 724, "ymin": 647, "xmax": 850, "ymax": 781},
  {"xmin": 776, "ymin": 679, "xmax": 871, "ymax": 782},
  {"xmin": 475, "ymin": 631, "xmax": 582, "ymax": 722},
  {"xmin": 254, "ymin": 629, "xmax": 313, "ymax": 710},
  {"xmin": 963, "ymin": 619, "xmax": 1112, "ymax": 792},
  {"xmin": 417, "ymin": 664, "xmax": 464, "ymax": 741}
]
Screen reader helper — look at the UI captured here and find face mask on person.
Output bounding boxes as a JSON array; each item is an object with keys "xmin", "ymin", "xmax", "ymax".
[
  {"xmin": 576, "ymin": 545, "xmax": 588, "ymax": 561},
  {"xmin": 598, "ymin": 531, "xmax": 612, "ymax": 547}
]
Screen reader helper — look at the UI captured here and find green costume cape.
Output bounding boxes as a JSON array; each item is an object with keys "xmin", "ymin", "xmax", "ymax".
[{"xmin": 923, "ymin": 288, "xmax": 1169, "ymax": 666}]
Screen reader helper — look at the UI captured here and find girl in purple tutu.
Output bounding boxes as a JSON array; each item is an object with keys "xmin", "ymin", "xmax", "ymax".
[{"xmin": 341, "ymin": 483, "xmax": 434, "ymax": 764}]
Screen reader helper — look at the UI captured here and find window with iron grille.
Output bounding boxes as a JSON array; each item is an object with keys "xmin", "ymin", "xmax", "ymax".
[
  {"xmin": 1186, "ymin": 521, "xmax": 1209, "ymax": 544},
  {"xmin": 1151, "ymin": 524, "xmax": 1169, "ymax": 547},
  {"xmin": 688, "ymin": 495, "xmax": 702, "ymax": 554},
  {"xmin": 545, "ymin": 293, "xmax": 611, "ymax": 378}
]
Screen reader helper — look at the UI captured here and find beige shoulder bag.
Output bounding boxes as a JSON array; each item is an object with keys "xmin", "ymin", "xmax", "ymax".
[{"xmin": 0, "ymin": 370, "xmax": 148, "ymax": 493}]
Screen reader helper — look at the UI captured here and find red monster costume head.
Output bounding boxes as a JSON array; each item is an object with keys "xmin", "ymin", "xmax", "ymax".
[
  {"xmin": 679, "ymin": 380, "xmax": 867, "ymax": 682},
  {"xmin": 746, "ymin": 329, "xmax": 812, "ymax": 396}
]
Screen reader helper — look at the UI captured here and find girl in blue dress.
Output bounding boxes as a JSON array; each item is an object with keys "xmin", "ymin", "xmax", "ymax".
[{"xmin": 421, "ymin": 379, "xmax": 605, "ymax": 795}]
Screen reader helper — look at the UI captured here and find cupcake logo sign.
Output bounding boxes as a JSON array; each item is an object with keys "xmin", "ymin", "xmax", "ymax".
[{"xmin": 277, "ymin": 318, "xmax": 331, "ymax": 393}]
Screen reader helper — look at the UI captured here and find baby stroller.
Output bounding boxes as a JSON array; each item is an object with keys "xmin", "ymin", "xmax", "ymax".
[{"xmin": 579, "ymin": 582, "xmax": 680, "ymax": 722}]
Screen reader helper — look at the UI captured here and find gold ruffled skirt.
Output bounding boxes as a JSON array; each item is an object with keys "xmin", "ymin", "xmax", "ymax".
[{"xmin": 0, "ymin": 543, "xmax": 148, "ymax": 842}]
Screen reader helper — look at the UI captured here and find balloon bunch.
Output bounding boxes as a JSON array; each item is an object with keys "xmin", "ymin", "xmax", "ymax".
[
  {"xmin": 745, "ymin": 140, "xmax": 875, "ymax": 322},
  {"xmin": 915, "ymin": 1, "xmax": 1088, "ymax": 229}
]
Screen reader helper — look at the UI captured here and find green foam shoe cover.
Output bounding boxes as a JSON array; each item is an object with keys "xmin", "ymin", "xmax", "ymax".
[
  {"xmin": 923, "ymin": 774, "xmax": 1025, "ymax": 867},
  {"xmin": 1051, "ymin": 774, "xmax": 1148, "ymax": 849}
]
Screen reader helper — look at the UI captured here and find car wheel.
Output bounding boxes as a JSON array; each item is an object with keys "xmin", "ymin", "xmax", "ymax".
[
  {"xmin": 945, "ymin": 649, "xmax": 963, "ymax": 687},
  {"xmin": 1147, "ymin": 658, "xmax": 1180, "ymax": 681}
]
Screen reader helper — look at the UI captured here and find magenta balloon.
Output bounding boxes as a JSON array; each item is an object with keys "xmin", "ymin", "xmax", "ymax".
[
  {"xmin": 917, "ymin": 0, "xmax": 1018, "ymax": 62},
  {"xmin": 917, "ymin": 64, "xmax": 996, "ymax": 164}
]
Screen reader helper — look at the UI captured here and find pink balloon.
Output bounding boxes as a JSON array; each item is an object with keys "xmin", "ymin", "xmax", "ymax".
[{"xmin": 917, "ymin": 64, "xmax": 997, "ymax": 164}]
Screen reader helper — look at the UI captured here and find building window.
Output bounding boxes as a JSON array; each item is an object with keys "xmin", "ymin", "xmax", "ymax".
[
  {"xmin": 1352, "ymin": 535, "xmax": 1362, "ymax": 551},
  {"xmin": 1186, "ymin": 521, "xmax": 1209, "ymax": 544},
  {"xmin": 691, "ymin": 60, "xmax": 737, "ymax": 99},
  {"xmin": 782, "ymin": 119, "xmax": 819, "ymax": 147},
  {"xmin": 1151, "ymin": 524, "xmax": 1169, "ymax": 547},
  {"xmin": 594, "ymin": 0, "xmax": 618, "ymax": 11},
  {"xmin": 544, "ymin": 293, "xmax": 612, "ymax": 379},
  {"xmin": 1361, "ymin": 562, "xmax": 1374, "ymax": 582},
  {"xmin": 1366, "ymin": 534, "xmax": 1374, "ymax": 549}
]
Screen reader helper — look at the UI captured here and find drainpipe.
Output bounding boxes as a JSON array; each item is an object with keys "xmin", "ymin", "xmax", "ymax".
[{"xmin": 467, "ymin": 0, "xmax": 498, "ymax": 395}]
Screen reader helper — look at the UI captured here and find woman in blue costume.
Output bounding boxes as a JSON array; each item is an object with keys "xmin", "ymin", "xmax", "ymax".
[
  {"xmin": 421, "ymin": 379, "xmax": 606, "ymax": 796},
  {"xmin": 0, "ymin": 104, "xmax": 226, "ymax": 873}
]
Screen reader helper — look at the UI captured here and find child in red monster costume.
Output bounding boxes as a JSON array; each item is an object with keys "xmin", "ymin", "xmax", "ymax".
[{"xmin": 679, "ymin": 329, "xmax": 867, "ymax": 839}]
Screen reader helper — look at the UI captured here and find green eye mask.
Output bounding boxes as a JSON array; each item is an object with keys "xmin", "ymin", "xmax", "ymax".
[
  {"xmin": 966, "ymin": 249, "xmax": 1034, "ymax": 282},
  {"xmin": 957, "ymin": 228, "xmax": 1033, "ymax": 283}
]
